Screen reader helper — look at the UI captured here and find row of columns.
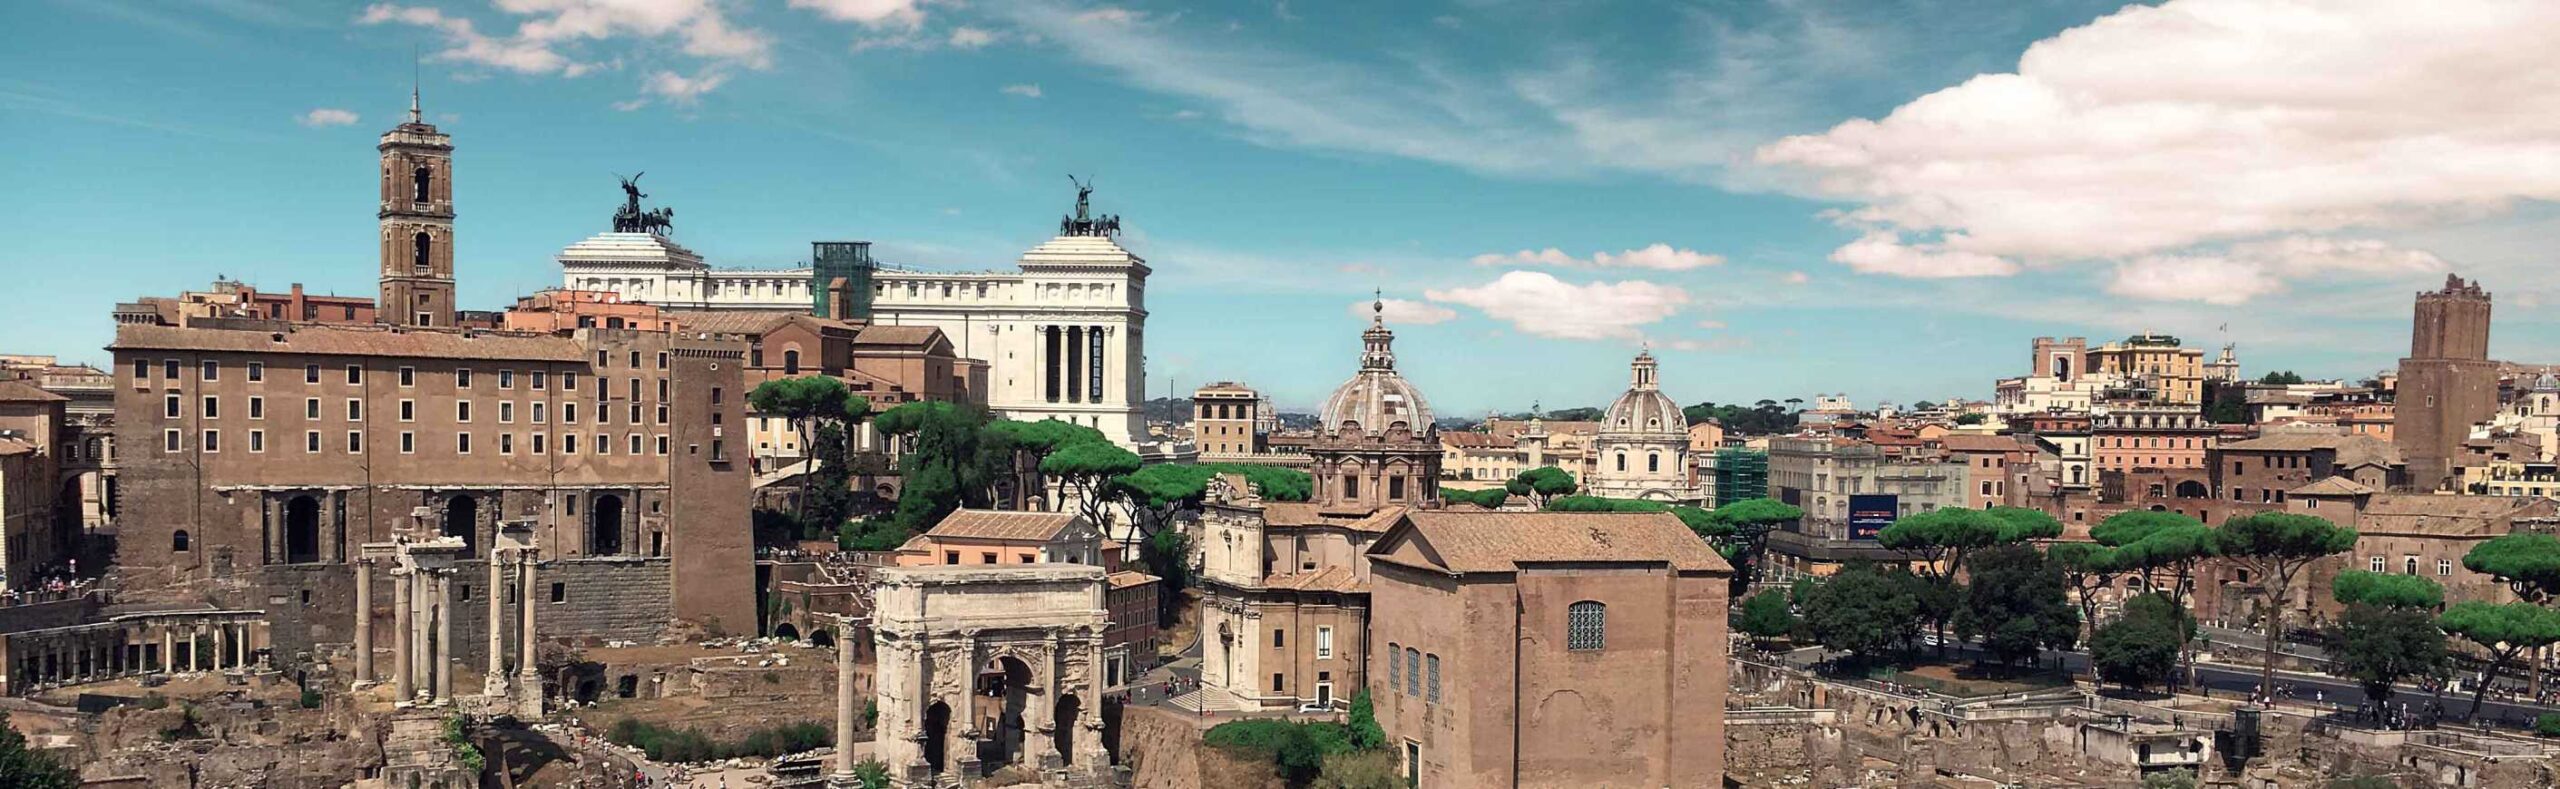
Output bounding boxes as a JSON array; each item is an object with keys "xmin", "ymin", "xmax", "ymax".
[
  {"xmin": 353, "ymin": 545, "xmax": 539, "ymax": 713},
  {"xmin": 9, "ymin": 619, "xmax": 263, "ymax": 695},
  {"xmin": 1042, "ymin": 324, "xmax": 1110, "ymax": 404}
]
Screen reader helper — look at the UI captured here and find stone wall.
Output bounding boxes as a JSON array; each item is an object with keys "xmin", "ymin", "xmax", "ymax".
[
  {"xmin": 1117, "ymin": 706, "xmax": 1283, "ymax": 789},
  {"xmin": 534, "ymin": 557, "xmax": 672, "ymax": 645},
  {"xmin": 0, "ymin": 594, "xmax": 99, "ymax": 635}
]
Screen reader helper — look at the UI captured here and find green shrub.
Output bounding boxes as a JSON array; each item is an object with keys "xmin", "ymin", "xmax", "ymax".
[
  {"xmin": 299, "ymin": 687, "xmax": 324, "ymax": 709},
  {"xmin": 1204, "ymin": 719, "xmax": 1359, "ymax": 784},
  {"xmin": 2537, "ymin": 713, "xmax": 2560, "ymax": 737}
]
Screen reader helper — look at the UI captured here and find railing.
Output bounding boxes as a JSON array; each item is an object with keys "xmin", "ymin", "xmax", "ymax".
[{"xmin": 0, "ymin": 586, "xmax": 100, "ymax": 608}]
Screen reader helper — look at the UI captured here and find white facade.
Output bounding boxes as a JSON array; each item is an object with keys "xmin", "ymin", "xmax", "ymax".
[
  {"xmin": 559, "ymin": 231, "xmax": 1150, "ymax": 448},
  {"xmin": 1586, "ymin": 352, "xmax": 1703, "ymax": 503}
]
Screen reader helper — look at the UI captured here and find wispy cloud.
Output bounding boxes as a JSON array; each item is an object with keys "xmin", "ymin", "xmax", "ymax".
[
  {"xmin": 296, "ymin": 108, "xmax": 359, "ymax": 127},
  {"xmin": 1426, "ymin": 271, "xmax": 1690, "ymax": 341},
  {"xmin": 358, "ymin": 1, "xmax": 770, "ymax": 104},
  {"xmin": 1470, "ymin": 243, "xmax": 1723, "ymax": 271},
  {"xmin": 1000, "ymin": 83, "xmax": 1043, "ymax": 98}
]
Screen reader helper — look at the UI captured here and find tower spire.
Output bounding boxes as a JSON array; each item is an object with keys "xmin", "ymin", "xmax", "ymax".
[{"xmin": 409, "ymin": 45, "xmax": 422, "ymax": 124}]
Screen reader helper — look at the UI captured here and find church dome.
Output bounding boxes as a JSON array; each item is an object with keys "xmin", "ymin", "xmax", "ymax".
[
  {"xmin": 2534, "ymin": 372, "xmax": 2560, "ymax": 392},
  {"xmin": 1602, "ymin": 351, "xmax": 1687, "ymax": 435},
  {"xmin": 1319, "ymin": 298, "xmax": 1435, "ymax": 441}
]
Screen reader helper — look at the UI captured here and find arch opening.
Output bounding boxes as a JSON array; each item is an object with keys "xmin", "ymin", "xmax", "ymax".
[
  {"xmin": 591, "ymin": 494, "xmax": 624, "ymax": 556},
  {"xmin": 285, "ymin": 495, "xmax": 321, "ymax": 564}
]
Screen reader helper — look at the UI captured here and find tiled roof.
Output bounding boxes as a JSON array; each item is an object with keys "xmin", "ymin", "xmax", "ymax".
[
  {"xmin": 924, "ymin": 509, "xmax": 1081, "ymax": 541},
  {"xmin": 1933, "ymin": 434, "xmax": 2027, "ymax": 453},
  {"xmin": 2292, "ymin": 477, "xmax": 2373, "ymax": 497},
  {"xmin": 1107, "ymin": 570, "xmax": 1160, "ymax": 590},
  {"xmin": 855, "ymin": 325, "xmax": 944, "ymax": 346},
  {"xmin": 669, "ymin": 310, "xmax": 797, "ymax": 336},
  {"xmin": 2358, "ymin": 494, "xmax": 2551, "ymax": 530},
  {"xmin": 1440, "ymin": 432, "xmax": 1509, "ymax": 449},
  {"xmin": 0, "ymin": 437, "xmax": 35, "ymax": 457},
  {"xmin": 1389, "ymin": 511, "xmax": 1731, "ymax": 574},
  {"xmin": 111, "ymin": 324, "xmax": 585, "ymax": 362},
  {"xmin": 1261, "ymin": 502, "xmax": 1326, "ymax": 526},
  {"xmin": 1344, "ymin": 506, "xmax": 1407, "ymax": 534},
  {"xmin": 0, "ymin": 381, "xmax": 68, "ymax": 403},
  {"xmin": 1262, "ymin": 565, "xmax": 1364, "ymax": 593}
]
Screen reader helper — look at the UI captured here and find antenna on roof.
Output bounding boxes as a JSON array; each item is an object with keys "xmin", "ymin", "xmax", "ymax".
[{"xmin": 409, "ymin": 43, "xmax": 423, "ymax": 124}]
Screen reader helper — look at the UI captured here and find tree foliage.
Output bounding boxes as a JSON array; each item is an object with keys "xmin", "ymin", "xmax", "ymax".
[
  {"xmin": 2463, "ymin": 532, "xmax": 2560, "ymax": 603},
  {"xmin": 1681, "ymin": 401, "xmax": 1799, "ymax": 434},
  {"xmin": 2093, "ymin": 511, "xmax": 2217, "ymax": 611},
  {"xmin": 2331, "ymin": 570, "xmax": 2445, "ymax": 610},
  {"xmin": 0, "ymin": 712, "xmax": 75, "ymax": 789},
  {"xmin": 748, "ymin": 376, "xmax": 859, "ymax": 523},
  {"xmin": 2328, "ymin": 603, "xmax": 2447, "ymax": 709},
  {"xmin": 1041, "ymin": 439, "xmax": 1142, "ymax": 528},
  {"xmin": 1880, "ymin": 508, "xmax": 2041, "ymax": 652},
  {"xmin": 1198, "ymin": 463, "xmax": 1314, "ymax": 502},
  {"xmin": 1503, "ymin": 466, "xmax": 1578, "ymax": 507},
  {"xmin": 1542, "ymin": 495, "xmax": 1668, "ymax": 513},
  {"xmin": 2439, "ymin": 601, "xmax": 2560, "ymax": 715},
  {"xmin": 1735, "ymin": 589, "xmax": 1797, "ymax": 643},
  {"xmin": 1710, "ymin": 497, "xmax": 1803, "ymax": 596},
  {"xmin": 2048, "ymin": 541, "xmax": 2122, "ymax": 641},
  {"xmin": 1798, "ymin": 564, "xmax": 1921, "ymax": 665},
  {"xmin": 875, "ymin": 401, "xmax": 1018, "ymax": 533},
  {"xmin": 1345, "ymin": 690, "xmax": 1385, "ymax": 751},
  {"xmin": 1203, "ymin": 719, "xmax": 1360, "ymax": 785},
  {"xmin": 1956, "ymin": 544, "xmax": 2081, "ymax": 666},
  {"xmin": 1440, "ymin": 487, "xmax": 1509, "ymax": 509},
  {"xmin": 2217, "ymin": 511, "xmax": 2358, "ymax": 698},
  {"xmin": 2092, "ymin": 593, "xmax": 2189, "ymax": 691},
  {"xmin": 2259, "ymin": 370, "xmax": 2305, "ymax": 385}
]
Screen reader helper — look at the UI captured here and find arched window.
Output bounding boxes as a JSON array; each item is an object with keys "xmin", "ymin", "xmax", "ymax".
[
  {"xmin": 413, "ymin": 166, "xmax": 431, "ymax": 202},
  {"xmin": 783, "ymin": 349, "xmax": 801, "ymax": 375},
  {"xmin": 1403, "ymin": 648, "xmax": 1420, "ymax": 696},
  {"xmin": 1425, "ymin": 654, "xmax": 1441, "ymax": 703},
  {"xmin": 1648, "ymin": 453, "xmax": 1660, "ymax": 473},
  {"xmin": 1567, "ymin": 601, "xmax": 1606, "ymax": 651},
  {"xmin": 171, "ymin": 529, "xmax": 191, "ymax": 552},
  {"xmin": 1615, "ymin": 452, "xmax": 1627, "ymax": 472},
  {"xmin": 412, "ymin": 232, "xmax": 431, "ymax": 269},
  {"xmin": 1387, "ymin": 642, "xmax": 1400, "ymax": 690}
]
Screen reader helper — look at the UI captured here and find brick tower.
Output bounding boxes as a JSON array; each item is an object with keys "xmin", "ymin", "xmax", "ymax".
[
  {"xmin": 378, "ymin": 86, "xmax": 456, "ymax": 327},
  {"xmin": 2395, "ymin": 274, "xmax": 2495, "ymax": 490}
]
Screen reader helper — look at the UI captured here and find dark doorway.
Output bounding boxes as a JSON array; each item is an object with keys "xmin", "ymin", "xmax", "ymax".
[
  {"xmin": 285, "ymin": 495, "xmax": 321, "ymax": 564},
  {"xmin": 1053, "ymin": 694, "xmax": 1082, "ymax": 765},
  {"xmin": 924, "ymin": 700, "xmax": 952, "ymax": 773},
  {"xmin": 989, "ymin": 657, "xmax": 1032, "ymax": 767},
  {"xmin": 774, "ymin": 623, "xmax": 800, "ymax": 641},
  {"xmin": 591, "ymin": 494, "xmax": 624, "ymax": 555},
  {"xmin": 443, "ymin": 495, "xmax": 478, "ymax": 556},
  {"xmin": 811, "ymin": 628, "xmax": 835, "ymax": 648}
]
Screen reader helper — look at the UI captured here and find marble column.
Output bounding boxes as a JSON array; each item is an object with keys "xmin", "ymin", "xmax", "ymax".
[
  {"xmin": 831, "ymin": 620, "xmax": 859, "ymax": 785},
  {"xmin": 393, "ymin": 568, "xmax": 414, "ymax": 702},
  {"xmin": 485, "ymin": 550, "xmax": 507, "ymax": 696},
  {"xmin": 517, "ymin": 550, "xmax": 542, "ymax": 717},
  {"xmin": 434, "ymin": 571, "xmax": 454, "ymax": 703},
  {"xmin": 160, "ymin": 629, "xmax": 172, "ymax": 673},
  {"xmin": 354, "ymin": 558, "xmax": 374, "ymax": 684},
  {"xmin": 213, "ymin": 623, "xmax": 228, "ymax": 670}
]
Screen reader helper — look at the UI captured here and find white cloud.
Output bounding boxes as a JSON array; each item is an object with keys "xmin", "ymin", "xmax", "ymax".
[
  {"xmin": 1695, "ymin": 319, "xmax": 1726, "ymax": 330},
  {"xmin": 1757, "ymin": 0, "xmax": 2560, "ymax": 297},
  {"xmin": 2106, "ymin": 236, "xmax": 2444, "ymax": 305},
  {"xmin": 1425, "ymin": 271, "xmax": 1689, "ymax": 341},
  {"xmin": 948, "ymin": 25, "xmax": 996, "ymax": 48},
  {"xmin": 297, "ymin": 108, "xmax": 359, "ymax": 127},
  {"xmin": 1782, "ymin": 271, "xmax": 1810, "ymax": 285},
  {"xmin": 1469, "ymin": 243, "xmax": 1723, "ymax": 271},
  {"xmin": 1072, "ymin": 7, "xmax": 1139, "ymax": 25},
  {"xmin": 641, "ymin": 69, "xmax": 728, "ymax": 105},
  {"xmin": 788, "ymin": 0, "xmax": 927, "ymax": 29},
  {"xmin": 1000, "ymin": 83, "xmax": 1043, "ymax": 98},
  {"xmin": 1356, "ymin": 299, "xmax": 1456, "ymax": 325},
  {"xmin": 360, "ymin": 1, "xmax": 769, "ymax": 84},
  {"xmin": 1828, "ymin": 231, "xmax": 2018, "ymax": 278}
]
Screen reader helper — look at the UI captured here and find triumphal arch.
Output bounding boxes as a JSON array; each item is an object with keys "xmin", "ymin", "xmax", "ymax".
[{"xmin": 864, "ymin": 564, "xmax": 1114, "ymax": 787}]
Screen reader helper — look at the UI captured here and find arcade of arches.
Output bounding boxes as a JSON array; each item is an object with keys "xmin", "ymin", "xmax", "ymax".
[{"xmin": 854, "ymin": 564, "xmax": 1115, "ymax": 787}]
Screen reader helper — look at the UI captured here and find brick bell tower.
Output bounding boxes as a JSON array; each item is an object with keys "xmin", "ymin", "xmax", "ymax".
[{"xmin": 378, "ymin": 84, "xmax": 455, "ymax": 327}]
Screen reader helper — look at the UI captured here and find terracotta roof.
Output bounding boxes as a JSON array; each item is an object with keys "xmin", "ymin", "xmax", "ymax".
[
  {"xmin": 1440, "ymin": 432, "xmax": 1509, "ymax": 449},
  {"xmin": 1107, "ymin": 570, "xmax": 1160, "ymax": 590},
  {"xmin": 0, "ymin": 438, "xmax": 35, "ymax": 457},
  {"xmin": 924, "ymin": 509, "xmax": 1083, "ymax": 541},
  {"xmin": 1933, "ymin": 434, "xmax": 2027, "ymax": 453},
  {"xmin": 670, "ymin": 310, "xmax": 795, "ymax": 335},
  {"xmin": 1344, "ymin": 506, "xmax": 1407, "ymax": 534},
  {"xmin": 2292, "ymin": 477, "xmax": 2373, "ymax": 497},
  {"xmin": 854, "ymin": 325, "xmax": 944, "ymax": 346},
  {"xmin": 1387, "ymin": 511, "xmax": 1731, "ymax": 574},
  {"xmin": 1261, "ymin": 502, "xmax": 1326, "ymax": 526},
  {"xmin": 111, "ymin": 324, "xmax": 585, "ymax": 362},
  {"xmin": 0, "ymin": 381, "xmax": 67, "ymax": 403},
  {"xmin": 1262, "ymin": 565, "xmax": 1365, "ymax": 593}
]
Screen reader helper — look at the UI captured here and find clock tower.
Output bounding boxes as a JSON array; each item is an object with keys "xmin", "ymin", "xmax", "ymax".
[{"xmin": 378, "ymin": 87, "xmax": 455, "ymax": 327}]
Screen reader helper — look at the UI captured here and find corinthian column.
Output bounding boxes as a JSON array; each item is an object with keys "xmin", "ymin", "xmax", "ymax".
[
  {"xmin": 393, "ymin": 566, "xmax": 414, "ymax": 703},
  {"xmin": 831, "ymin": 617, "xmax": 859, "ymax": 786},
  {"xmin": 485, "ymin": 549, "xmax": 508, "ymax": 697},
  {"xmin": 353, "ymin": 558, "xmax": 374, "ymax": 685},
  {"xmin": 434, "ymin": 571, "xmax": 454, "ymax": 703}
]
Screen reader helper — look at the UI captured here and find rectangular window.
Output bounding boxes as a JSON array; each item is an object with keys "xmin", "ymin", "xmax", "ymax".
[
  {"xmin": 1388, "ymin": 642, "xmax": 1401, "ymax": 688},
  {"xmin": 657, "ymin": 351, "xmax": 667, "ymax": 369},
  {"xmin": 400, "ymin": 400, "xmax": 416, "ymax": 422},
  {"xmin": 628, "ymin": 378, "xmax": 641, "ymax": 401},
  {"xmin": 400, "ymin": 432, "xmax": 415, "ymax": 454},
  {"xmin": 531, "ymin": 434, "xmax": 546, "ymax": 454},
  {"xmin": 658, "ymin": 378, "xmax": 669, "ymax": 401},
  {"xmin": 655, "ymin": 405, "xmax": 668, "ymax": 424},
  {"xmin": 457, "ymin": 368, "xmax": 473, "ymax": 388},
  {"xmin": 656, "ymin": 435, "xmax": 668, "ymax": 455},
  {"xmin": 499, "ymin": 369, "xmax": 516, "ymax": 389},
  {"xmin": 710, "ymin": 386, "xmax": 723, "ymax": 405},
  {"xmin": 201, "ymin": 395, "xmax": 218, "ymax": 419},
  {"xmin": 1405, "ymin": 650, "xmax": 1421, "ymax": 696},
  {"xmin": 1274, "ymin": 630, "xmax": 1286, "ymax": 648},
  {"xmin": 533, "ymin": 402, "xmax": 547, "ymax": 424},
  {"xmin": 499, "ymin": 402, "xmax": 513, "ymax": 423},
  {"xmin": 398, "ymin": 366, "xmax": 415, "ymax": 387},
  {"xmin": 346, "ymin": 399, "xmax": 362, "ymax": 420},
  {"xmin": 1425, "ymin": 654, "xmax": 1440, "ymax": 703},
  {"xmin": 550, "ymin": 582, "xmax": 566, "ymax": 603},
  {"xmin": 163, "ymin": 359, "xmax": 180, "ymax": 380},
  {"xmin": 306, "ymin": 431, "xmax": 321, "ymax": 453},
  {"xmin": 133, "ymin": 358, "xmax": 149, "ymax": 380},
  {"xmin": 500, "ymin": 434, "xmax": 515, "ymax": 455},
  {"xmin": 305, "ymin": 364, "xmax": 320, "ymax": 384},
  {"xmin": 595, "ymin": 433, "xmax": 609, "ymax": 455},
  {"xmin": 246, "ymin": 362, "xmax": 263, "ymax": 382},
  {"xmin": 163, "ymin": 428, "xmax": 180, "ymax": 452},
  {"xmin": 631, "ymin": 351, "xmax": 642, "ymax": 368},
  {"xmin": 201, "ymin": 360, "xmax": 218, "ymax": 381},
  {"xmin": 247, "ymin": 430, "xmax": 264, "ymax": 453},
  {"xmin": 564, "ymin": 402, "xmax": 578, "ymax": 424},
  {"xmin": 630, "ymin": 434, "xmax": 643, "ymax": 455},
  {"xmin": 164, "ymin": 394, "xmax": 180, "ymax": 418},
  {"xmin": 305, "ymin": 398, "xmax": 320, "ymax": 419},
  {"xmin": 2369, "ymin": 556, "xmax": 2385, "ymax": 573},
  {"xmin": 562, "ymin": 371, "xmax": 578, "ymax": 390},
  {"xmin": 596, "ymin": 350, "xmax": 609, "ymax": 368},
  {"xmin": 2439, "ymin": 559, "xmax": 2453, "ymax": 577},
  {"xmin": 629, "ymin": 404, "xmax": 643, "ymax": 424},
  {"xmin": 457, "ymin": 433, "xmax": 472, "ymax": 454},
  {"xmin": 345, "ymin": 365, "xmax": 362, "ymax": 385},
  {"xmin": 532, "ymin": 371, "xmax": 548, "ymax": 390},
  {"xmin": 1317, "ymin": 627, "xmax": 1334, "ymax": 660},
  {"xmin": 347, "ymin": 431, "xmax": 363, "ymax": 453},
  {"xmin": 248, "ymin": 396, "xmax": 264, "ymax": 419}
]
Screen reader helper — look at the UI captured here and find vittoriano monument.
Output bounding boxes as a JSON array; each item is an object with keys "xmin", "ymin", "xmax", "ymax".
[{"xmin": 612, "ymin": 172, "xmax": 676, "ymax": 235}]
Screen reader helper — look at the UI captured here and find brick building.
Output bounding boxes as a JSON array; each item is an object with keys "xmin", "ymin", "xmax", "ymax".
[
  {"xmin": 2397, "ymin": 275, "xmax": 2498, "ymax": 491},
  {"xmin": 1367, "ymin": 511, "xmax": 1730, "ymax": 788},
  {"xmin": 1192, "ymin": 381, "xmax": 1263, "ymax": 457}
]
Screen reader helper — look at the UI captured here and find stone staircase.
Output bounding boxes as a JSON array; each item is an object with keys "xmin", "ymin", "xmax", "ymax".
[{"xmin": 1166, "ymin": 688, "xmax": 1249, "ymax": 714}]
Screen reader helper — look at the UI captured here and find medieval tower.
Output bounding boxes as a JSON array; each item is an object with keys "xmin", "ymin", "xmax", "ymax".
[
  {"xmin": 377, "ymin": 88, "xmax": 455, "ymax": 327},
  {"xmin": 2395, "ymin": 274, "xmax": 2496, "ymax": 490}
]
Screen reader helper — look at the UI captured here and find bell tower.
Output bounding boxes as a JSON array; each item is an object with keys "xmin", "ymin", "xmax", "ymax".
[{"xmin": 378, "ymin": 85, "xmax": 455, "ymax": 327}]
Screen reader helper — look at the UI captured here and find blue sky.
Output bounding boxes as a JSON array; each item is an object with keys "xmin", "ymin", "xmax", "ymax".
[{"xmin": 6, "ymin": 0, "xmax": 2560, "ymax": 414}]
